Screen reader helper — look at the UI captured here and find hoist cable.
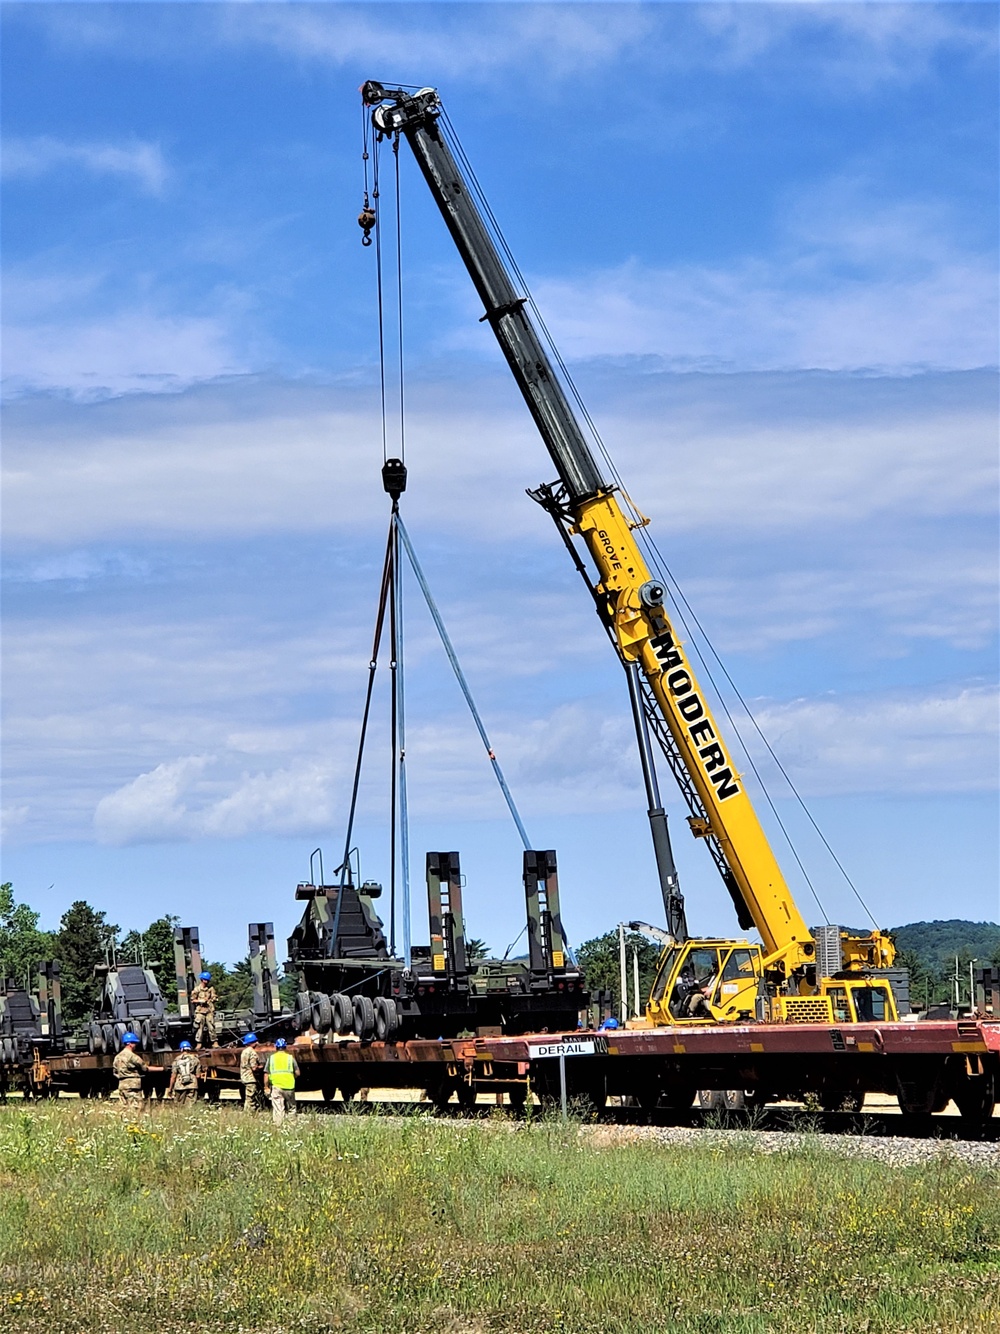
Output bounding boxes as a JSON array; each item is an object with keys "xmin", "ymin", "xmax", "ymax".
[
  {"xmin": 395, "ymin": 513, "xmax": 532, "ymax": 852},
  {"xmin": 372, "ymin": 141, "xmax": 389, "ymax": 464},
  {"xmin": 332, "ymin": 521, "xmax": 395, "ymax": 949},
  {"xmin": 391, "ymin": 512, "xmax": 412, "ymax": 967},
  {"xmin": 394, "ymin": 138, "xmax": 406, "ymax": 464}
]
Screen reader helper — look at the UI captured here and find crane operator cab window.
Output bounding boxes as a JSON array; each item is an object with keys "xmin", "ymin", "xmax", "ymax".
[
  {"xmin": 849, "ymin": 983, "xmax": 891, "ymax": 1023},
  {"xmin": 670, "ymin": 947, "xmax": 722, "ymax": 1020}
]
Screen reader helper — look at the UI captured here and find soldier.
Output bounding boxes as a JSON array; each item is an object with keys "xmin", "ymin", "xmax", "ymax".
[
  {"xmin": 112, "ymin": 1032, "xmax": 148, "ymax": 1112},
  {"xmin": 239, "ymin": 1032, "xmax": 264, "ymax": 1113},
  {"xmin": 263, "ymin": 1037, "xmax": 300, "ymax": 1126},
  {"xmin": 190, "ymin": 971, "xmax": 218, "ymax": 1048},
  {"xmin": 167, "ymin": 1040, "xmax": 200, "ymax": 1105}
]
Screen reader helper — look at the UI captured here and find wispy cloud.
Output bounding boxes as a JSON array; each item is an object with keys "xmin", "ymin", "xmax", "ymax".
[
  {"xmin": 751, "ymin": 684, "xmax": 1000, "ymax": 798},
  {"xmin": 3, "ymin": 135, "xmax": 169, "ymax": 195},
  {"xmin": 529, "ymin": 190, "xmax": 997, "ymax": 373},
  {"xmin": 4, "ymin": 369, "xmax": 993, "ymax": 545},
  {"xmin": 3, "ymin": 304, "xmax": 251, "ymax": 398}
]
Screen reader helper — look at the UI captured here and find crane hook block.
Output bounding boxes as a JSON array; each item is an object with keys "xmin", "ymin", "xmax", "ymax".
[
  {"xmin": 382, "ymin": 457, "xmax": 407, "ymax": 500},
  {"xmin": 358, "ymin": 206, "xmax": 376, "ymax": 247}
]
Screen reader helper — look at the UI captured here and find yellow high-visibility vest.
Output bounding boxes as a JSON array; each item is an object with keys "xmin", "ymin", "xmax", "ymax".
[{"xmin": 267, "ymin": 1051, "xmax": 295, "ymax": 1090}]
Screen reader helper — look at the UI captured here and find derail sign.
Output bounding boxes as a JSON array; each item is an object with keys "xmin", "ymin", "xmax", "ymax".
[{"xmin": 528, "ymin": 1039, "xmax": 601, "ymax": 1059}]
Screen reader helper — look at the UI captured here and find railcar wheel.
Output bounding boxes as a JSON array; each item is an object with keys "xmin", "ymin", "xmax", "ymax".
[
  {"xmin": 507, "ymin": 1085, "xmax": 528, "ymax": 1111},
  {"xmin": 698, "ymin": 1090, "xmax": 725, "ymax": 1111}
]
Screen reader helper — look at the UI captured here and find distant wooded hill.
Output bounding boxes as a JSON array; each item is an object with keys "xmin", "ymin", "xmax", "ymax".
[{"xmin": 889, "ymin": 919, "xmax": 1000, "ymax": 973}]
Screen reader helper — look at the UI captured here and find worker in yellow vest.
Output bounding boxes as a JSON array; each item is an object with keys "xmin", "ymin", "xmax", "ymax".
[{"xmin": 263, "ymin": 1038, "xmax": 300, "ymax": 1125}]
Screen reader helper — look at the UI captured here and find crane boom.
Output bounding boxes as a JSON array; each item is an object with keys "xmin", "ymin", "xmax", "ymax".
[{"xmin": 363, "ymin": 82, "xmax": 893, "ymax": 986}]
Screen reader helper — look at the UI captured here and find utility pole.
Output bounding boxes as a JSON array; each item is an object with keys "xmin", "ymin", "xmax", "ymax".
[
  {"xmin": 618, "ymin": 924, "xmax": 627, "ymax": 1023},
  {"xmin": 953, "ymin": 955, "xmax": 960, "ymax": 1010},
  {"xmin": 969, "ymin": 959, "xmax": 978, "ymax": 1013},
  {"xmin": 632, "ymin": 947, "xmax": 641, "ymax": 1020}
]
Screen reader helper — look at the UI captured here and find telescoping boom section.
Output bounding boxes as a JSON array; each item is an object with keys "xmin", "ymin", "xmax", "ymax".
[{"xmin": 361, "ymin": 82, "xmax": 894, "ymax": 1002}]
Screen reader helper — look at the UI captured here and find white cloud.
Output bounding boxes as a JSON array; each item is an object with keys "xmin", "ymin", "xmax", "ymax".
[
  {"xmin": 5, "ymin": 370, "xmax": 993, "ymax": 548},
  {"xmin": 529, "ymin": 191, "xmax": 997, "ymax": 373},
  {"xmin": 83, "ymin": 678, "xmax": 999, "ymax": 847},
  {"xmin": 3, "ymin": 307, "xmax": 250, "ymax": 399},
  {"xmin": 750, "ymin": 684, "xmax": 1000, "ymax": 798},
  {"xmin": 3, "ymin": 136, "xmax": 168, "ymax": 195}
]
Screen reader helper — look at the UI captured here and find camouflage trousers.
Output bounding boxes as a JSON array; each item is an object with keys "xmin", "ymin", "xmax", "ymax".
[
  {"xmin": 173, "ymin": 1087, "xmax": 198, "ymax": 1105},
  {"xmin": 118, "ymin": 1084, "xmax": 145, "ymax": 1112},
  {"xmin": 194, "ymin": 1011, "xmax": 217, "ymax": 1046},
  {"xmin": 242, "ymin": 1083, "xmax": 262, "ymax": 1113},
  {"xmin": 270, "ymin": 1088, "xmax": 296, "ymax": 1125}
]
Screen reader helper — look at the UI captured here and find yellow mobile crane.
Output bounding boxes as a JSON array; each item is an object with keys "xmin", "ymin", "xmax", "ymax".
[{"xmin": 362, "ymin": 83, "xmax": 897, "ymax": 1026}]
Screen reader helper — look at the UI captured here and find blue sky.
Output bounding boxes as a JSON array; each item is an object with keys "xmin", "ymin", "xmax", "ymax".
[{"xmin": 2, "ymin": 2, "xmax": 997, "ymax": 966}]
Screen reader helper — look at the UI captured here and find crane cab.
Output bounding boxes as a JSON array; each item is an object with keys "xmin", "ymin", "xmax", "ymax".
[
  {"xmin": 646, "ymin": 939, "xmax": 763, "ymax": 1025},
  {"xmin": 645, "ymin": 939, "xmax": 900, "ymax": 1026}
]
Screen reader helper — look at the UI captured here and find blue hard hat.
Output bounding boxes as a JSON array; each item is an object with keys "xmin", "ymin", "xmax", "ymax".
[
  {"xmin": 242, "ymin": 1033, "xmax": 258, "ymax": 1045},
  {"xmin": 274, "ymin": 1037, "xmax": 287, "ymax": 1049},
  {"xmin": 199, "ymin": 972, "xmax": 211, "ymax": 981},
  {"xmin": 122, "ymin": 1032, "xmax": 140, "ymax": 1045},
  {"xmin": 179, "ymin": 1040, "xmax": 192, "ymax": 1050},
  {"xmin": 600, "ymin": 1017, "xmax": 619, "ymax": 1030}
]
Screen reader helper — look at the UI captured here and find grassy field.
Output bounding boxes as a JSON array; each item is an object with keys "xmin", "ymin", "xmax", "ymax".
[{"xmin": 0, "ymin": 1103, "xmax": 997, "ymax": 1333}]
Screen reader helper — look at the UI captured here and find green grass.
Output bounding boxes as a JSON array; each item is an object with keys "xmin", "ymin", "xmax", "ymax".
[{"xmin": 0, "ymin": 1103, "xmax": 997, "ymax": 1333}]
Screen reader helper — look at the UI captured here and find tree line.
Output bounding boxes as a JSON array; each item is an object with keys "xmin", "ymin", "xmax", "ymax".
[
  {"xmin": 4, "ymin": 880, "xmax": 997, "ymax": 1023},
  {"xmin": 0, "ymin": 883, "xmax": 267, "ymax": 1026}
]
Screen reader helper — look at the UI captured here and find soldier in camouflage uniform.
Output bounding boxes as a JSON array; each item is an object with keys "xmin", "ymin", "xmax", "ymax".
[
  {"xmin": 190, "ymin": 971, "xmax": 218, "ymax": 1048},
  {"xmin": 239, "ymin": 1032, "xmax": 264, "ymax": 1113},
  {"xmin": 112, "ymin": 1033, "xmax": 148, "ymax": 1112},
  {"xmin": 168, "ymin": 1040, "xmax": 200, "ymax": 1105}
]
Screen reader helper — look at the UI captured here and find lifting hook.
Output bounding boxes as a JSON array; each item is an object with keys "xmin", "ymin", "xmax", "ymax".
[{"xmin": 358, "ymin": 204, "xmax": 376, "ymax": 247}]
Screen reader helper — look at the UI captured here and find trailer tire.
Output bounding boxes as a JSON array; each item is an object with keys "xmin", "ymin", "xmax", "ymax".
[
  {"xmin": 373, "ymin": 997, "xmax": 398, "ymax": 1041},
  {"xmin": 140, "ymin": 1019, "xmax": 152, "ymax": 1051},
  {"xmin": 293, "ymin": 991, "xmax": 312, "ymax": 1032},
  {"xmin": 102, "ymin": 1023, "xmax": 115, "ymax": 1053},
  {"xmin": 113, "ymin": 1022, "xmax": 127, "ymax": 1053},
  {"xmin": 311, "ymin": 992, "xmax": 334, "ymax": 1034},
  {"xmin": 352, "ymin": 995, "xmax": 376, "ymax": 1041},
  {"xmin": 333, "ymin": 993, "xmax": 354, "ymax": 1035},
  {"xmin": 1, "ymin": 1037, "xmax": 15, "ymax": 1065}
]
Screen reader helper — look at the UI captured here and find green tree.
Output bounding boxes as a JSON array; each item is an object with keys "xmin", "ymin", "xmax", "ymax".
[
  {"xmin": 576, "ymin": 929, "xmax": 663, "ymax": 1015},
  {"xmin": 895, "ymin": 947, "xmax": 948, "ymax": 1010},
  {"xmin": 0, "ymin": 883, "xmax": 55, "ymax": 989},
  {"xmin": 466, "ymin": 937, "xmax": 490, "ymax": 962},
  {"xmin": 202, "ymin": 958, "xmax": 255, "ymax": 1012},
  {"xmin": 56, "ymin": 901, "xmax": 119, "ymax": 1025}
]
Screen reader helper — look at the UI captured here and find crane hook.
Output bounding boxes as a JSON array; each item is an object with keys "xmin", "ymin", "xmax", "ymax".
[{"xmin": 358, "ymin": 205, "xmax": 376, "ymax": 247}]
